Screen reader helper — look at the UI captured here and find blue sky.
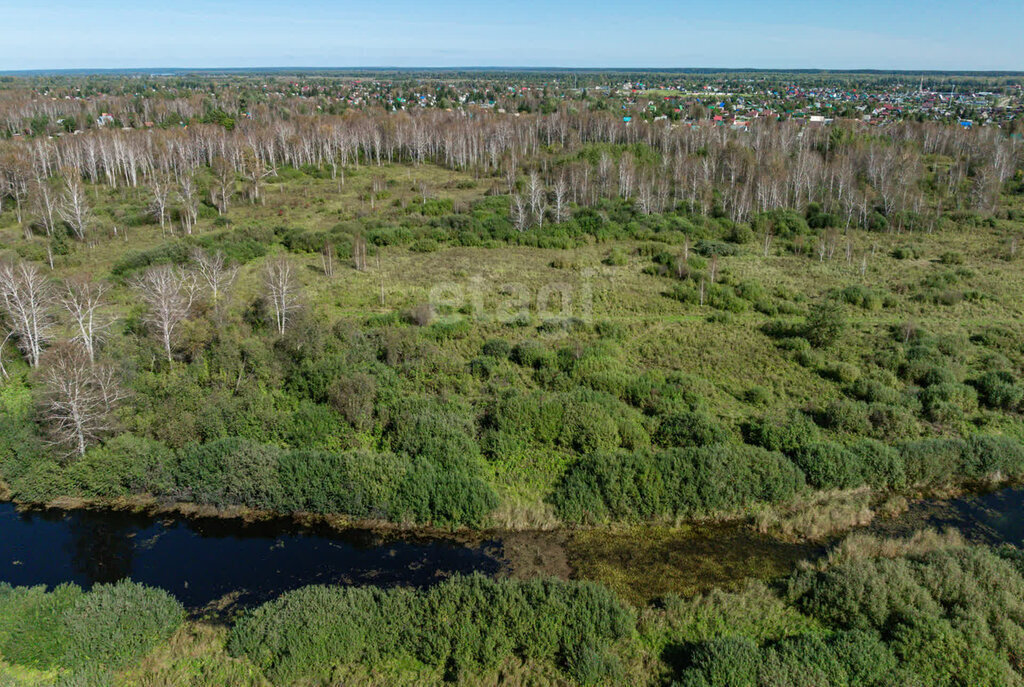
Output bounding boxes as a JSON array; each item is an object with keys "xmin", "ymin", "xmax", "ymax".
[{"xmin": 1, "ymin": 0, "xmax": 1021, "ymax": 71}]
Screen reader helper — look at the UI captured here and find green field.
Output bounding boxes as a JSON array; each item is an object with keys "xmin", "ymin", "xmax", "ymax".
[
  {"xmin": 2, "ymin": 93, "xmax": 1024, "ymax": 684},
  {"xmin": 3, "ymin": 159, "xmax": 1024, "ymax": 530}
]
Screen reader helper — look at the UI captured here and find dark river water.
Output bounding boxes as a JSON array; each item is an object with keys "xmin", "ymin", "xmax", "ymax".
[
  {"xmin": 0, "ymin": 504, "xmax": 501, "ymax": 608},
  {"xmin": 867, "ymin": 484, "xmax": 1024, "ymax": 545},
  {"xmin": 1, "ymin": 486, "xmax": 1021, "ymax": 609}
]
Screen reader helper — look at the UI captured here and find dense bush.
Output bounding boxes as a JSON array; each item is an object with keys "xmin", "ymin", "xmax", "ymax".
[
  {"xmin": 63, "ymin": 581, "xmax": 185, "ymax": 671},
  {"xmin": 0, "ymin": 581, "xmax": 183, "ymax": 673},
  {"xmin": 975, "ymin": 370, "xmax": 1024, "ymax": 411},
  {"xmin": 676, "ymin": 629, "xmax": 900, "ymax": 687},
  {"xmin": 173, "ymin": 437, "xmax": 284, "ymax": 507},
  {"xmin": 786, "ymin": 545, "xmax": 1024, "ymax": 686},
  {"xmin": 0, "ymin": 583, "xmax": 83, "ymax": 668},
  {"xmin": 229, "ymin": 575, "xmax": 634, "ymax": 684},
  {"xmin": 792, "ymin": 442, "xmax": 863, "ymax": 490},
  {"xmin": 551, "ymin": 444, "xmax": 806, "ymax": 523},
  {"xmin": 168, "ymin": 432, "xmax": 496, "ymax": 526},
  {"xmin": 803, "ymin": 300, "xmax": 847, "ymax": 348},
  {"xmin": 744, "ymin": 411, "xmax": 821, "ymax": 456},
  {"xmin": 654, "ymin": 410, "xmax": 730, "ymax": 447},
  {"xmin": 484, "ymin": 388, "xmax": 648, "ymax": 457}
]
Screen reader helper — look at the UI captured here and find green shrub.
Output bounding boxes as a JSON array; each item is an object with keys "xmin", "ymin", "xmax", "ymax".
[
  {"xmin": 744, "ymin": 411, "xmax": 821, "ymax": 456},
  {"xmin": 898, "ymin": 438, "xmax": 967, "ymax": 486},
  {"xmin": 788, "ymin": 544, "xmax": 1024, "ymax": 687},
  {"xmin": 0, "ymin": 584, "xmax": 83, "ymax": 668},
  {"xmin": 793, "ymin": 443, "xmax": 863, "ymax": 490},
  {"xmin": 743, "ymin": 386, "xmax": 772, "ymax": 406},
  {"xmin": 551, "ymin": 445, "xmax": 805, "ymax": 523},
  {"xmin": 393, "ymin": 456, "xmax": 498, "ymax": 527},
  {"xmin": 481, "ymin": 338, "xmax": 512, "ymax": 359},
  {"xmin": 275, "ymin": 449, "xmax": 405, "ymax": 518},
  {"xmin": 837, "ymin": 285, "xmax": 884, "ymax": 311},
  {"xmin": 655, "ymin": 410, "xmax": 729, "ymax": 447},
  {"xmin": 328, "ymin": 372, "xmax": 377, "ymax": 431},
  {"xmin": 559, "ymin": 401, "xmax": 621, "ymax": 454},
  {"xmin": 822, "ymin": 361, "xmax": 861, "ymax": 385},
  {"xmin": 469, "ymin": 355, "xmax": 498, "ymax": 379},
  {"xmin": 847, "ymin": 377, "xmax": 902, "ymax": 405},
  {"xmin": 229, "ymin": 576, "xmax": 633, "ymax": 685},
  {"xmin": 69, "ymin": 434, "xmax": 174, "ymax": 498},
  {"xmin": 847, "ymin": 439, "xmax": 906, "ymax": 489},
  {"xmin": 172, "ymin": 438, "xmax": 283, "ymax": 508},
  {"xmin": 974, "ymin": 371, "xmax": 1024, "ymax": 411},
  {"xmin": 803, "ymin": 301, "xmax": 846, "ymax": 348},
  {"xmin": 387, "ymin": 399, "xmax": 481, "ymax": 464},
  {"xmin": 919, "ymin": 382, "xmax": 977, "ymax": 424},
  {"xmin": 603, "ymin": 247, "xmax": 628, "ymax": 265},
  {"xmin": 410, "ymin": 238, "xmax": 439, "ymax": 253},
  {"xmin": 510, "ymin": 340, "xmax": 549, "ymax": 368},
  {"xmin": 892, "ymin": 245, "xmax": 920, "ymax": 260},
  {"xmin": 964, "ymin": 435, "xmax": 1024, "ymax": 480},
  {"xmin": 0, "ymin": 581, "xmax": 183, "ymax": 674},
  {"xmin": 818, "ymin": 399, "xmax": 872, "ymax": 435},
  {"xmin": 681, "ymin": 637, "xmax": 760, "ymax": 687},
  {"xmin": 63, "ymin": 581, "xmax": 184, "ymax": 671},
  {"xmin": 866, "ymin": 403, "xmax": 920, "ymax": 441}
]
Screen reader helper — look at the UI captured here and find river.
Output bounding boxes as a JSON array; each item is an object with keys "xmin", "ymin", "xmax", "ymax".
[{"xmin": 2, "ymin": 486, "xmax": 1021, "ymax": 610}]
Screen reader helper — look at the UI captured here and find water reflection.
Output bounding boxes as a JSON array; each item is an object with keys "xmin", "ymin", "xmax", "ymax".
[
  {"xmin": 0, "ymin": 503, "xmax": 501, "ymax": 608},
  {"xmin": 868, "ymin": 486, "xmax": 1024, "ymax": 546},
  {"xmin": 3, "ymin": 486, "xmax": 1023, "ymax": 610},
  {"xmin": 66, "ymin": 514, "xmax": 139, "ymax": 584}
]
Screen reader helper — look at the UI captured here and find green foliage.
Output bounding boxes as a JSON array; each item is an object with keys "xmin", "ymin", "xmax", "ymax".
[
  {"xmin": 975, "ymin": 370, "xmax": 1024, "ymax": 411},
  {"xmin": 803, "ymin": 300, "xmax": 847, "ymax": 348},
  {"xmin": 837, "ymin": 285, "xmax": 884, "ymax": 311},
  {"xmin": 0, "ymin": 581, "xmax": 183, "ymax": 674},
  {"xmin": 793, "ymin": 443, "xmax": 863, "ymax": 490},
  {"xmin": 62, "ymin": 581, "xmax": 185, "ymax": 671},
  {"xmin": 110, "ymin": 241, "xmax": 191, "ymax": 278},
  {"xmin": 551, "ymin": 444, "xmax": 806, "ymax": 523},
  {"xmin": 0, "ymin": 584, "xmax": 83, "ymax": 668},
  {"xmin": 173, "ymin": 438, "xmax": 283, "ymax": 508},
  {"xmin": 788, "ymin": 544, "xmax": 1024, "ymax": 686},
  {"xmin": 678, "ymin": 637, "xmax": 759, "ymax": 687},
  {"xmin": 654, "ymin": 410, "xmax": 729, "ymax": 447},
  {"xmin": 744, "ymin": 411, "xmax": 821, "ymax": 456},
  {"xmin": 229, "ymin": 575, "xmax": 634, "ymax": 684}
]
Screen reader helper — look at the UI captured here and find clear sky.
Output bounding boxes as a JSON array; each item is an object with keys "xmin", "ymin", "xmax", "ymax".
[{"xmin": 1, "ymin": 0, "xmax": 1021, "ymax": 72}]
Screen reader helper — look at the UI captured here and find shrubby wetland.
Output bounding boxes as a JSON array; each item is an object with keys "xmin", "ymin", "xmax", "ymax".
[{"xmin": 1, "ymin": 69, "xmax": 1024, "ymax": 685}]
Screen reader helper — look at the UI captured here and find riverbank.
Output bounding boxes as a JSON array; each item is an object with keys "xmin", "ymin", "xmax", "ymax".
[
  {"xmin": 4, "ymin": 528, "xmax": 1023, "ymax": 687},
  {"xmin": 8, "ymin": 473, "xmax": 1014, "ymax": 543},
  {"xmin": 4, "ymin": 482, "xmax": 1023, "ymax": 611}
]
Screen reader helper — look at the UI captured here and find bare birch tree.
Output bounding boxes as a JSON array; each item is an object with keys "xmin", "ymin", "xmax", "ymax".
[
  {"xmin": 0, "ymin": 260, "xmax": 53, "ymax": 367},
  {"xmin": 191, "ymin": 248, "xmax": 237, "ymax": 305},
  {"xmin": 510, "ymin": 194, "xmax": 529, "ymax": 232},
  {"xmin": 42, "ymin": 343, "xmax": 124, "ymax": 457},
  {"xmin": 60, "ymin": 278, "xmax": 111, "ymax": 363},
  {"xmin": 58, "ymin": 171, "xmax": 91, "ymax": 241},
  {"xmin": 210, "ymin": 155, "xmax": 234, "ymax": 215},
  {"xmin": 352, "ymin": 234, "xmax": 367, "ymax": 271},
  {"xmin": 149, "ymin": 172, "xmax": 172, "ymax": 234},
  {"xmin": 264, "ymin": 257, "xmax": 300, "ymax": 335},
  {"xmin": 242, "ymin": 149, "xmax": 273, "ymax": 204},
  {"xmin": 32, "ymin": 179, "xmax": 59, "ymax": 237},
  {"xmin": 552, "ymin": 173, "xmax": 569, "ymax": 224},
  {"xmin": 527, "ymin": 171, "xmax": 545, "ymax": 228},
  {"xmin": 177, "ymin": 174, "xmax": 199, "ymax": 235},
  {"xmin": 321, "ymin": 241, "xmax": 335, "ymax": 277},
  {"xmin": 135, "ymin": 265, "xmax": 194, "ymax": 362}
]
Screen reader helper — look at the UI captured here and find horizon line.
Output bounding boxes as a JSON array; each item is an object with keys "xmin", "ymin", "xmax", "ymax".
[{"xmin": 3, "ymin": 65, "xmax": 1024, "ymax": 77}]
